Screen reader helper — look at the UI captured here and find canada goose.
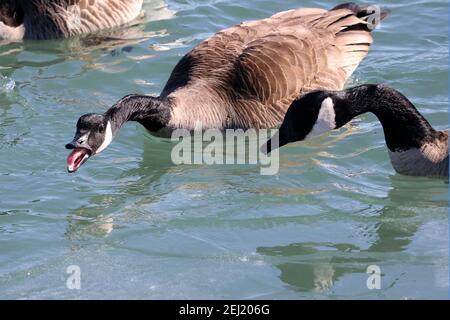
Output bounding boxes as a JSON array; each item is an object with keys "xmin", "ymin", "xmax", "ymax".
[
  {"xmin": 265, "ymin": 84, "xmax": 449, "ymax": 178},
  {"xmin": 65, "ymin": 2, "xmax": 389, "ymax": 173},
  {"xmin": 0, "ymin": 0, "xmax": 143, "ymax": 41}
]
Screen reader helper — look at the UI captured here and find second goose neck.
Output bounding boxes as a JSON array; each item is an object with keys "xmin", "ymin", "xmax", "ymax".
[{"xmin": 336, "ymin": 84, "xmax": 439, "ymax": 152}]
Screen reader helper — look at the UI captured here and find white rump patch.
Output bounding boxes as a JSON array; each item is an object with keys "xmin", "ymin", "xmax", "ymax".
[
  {"xmin": 96, "ymin": 121, "xmax": 113, "ymax": 154},
  {"xmin": 306, "ymin": 97, "xmax": 336, "ymax": 139},
  {"xmin": 0, "ymin": 21, "xmax": 25, "ymax": 41}
]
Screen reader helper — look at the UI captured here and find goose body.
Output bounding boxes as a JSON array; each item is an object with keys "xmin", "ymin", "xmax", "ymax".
[
  {"xmin": 162, "ymin": 3, "xmax": 389, "ymax": 130},
  {"xmin": 65, "ymin": 3, "xmax": 389, "ymax": 172},
  {"xmin": 0, "ymin": 0, "xmax": 143, "ymax": 40},
  {"xmin": 266, "ymin": 84, "xmax": 449, "ymax": 178}
]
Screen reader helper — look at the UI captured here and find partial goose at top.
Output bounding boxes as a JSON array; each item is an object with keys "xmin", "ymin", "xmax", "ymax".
[
  {"xmin": 265, "ymin": 84, "xmax": 449, "ymax": 178},
  {"xmin": 65, "ymin": 2, "xmax": 390, "ymax": 173},
  {"xmin": 0, "ymin": 0, "xmax": 144, "ymax": 41}
]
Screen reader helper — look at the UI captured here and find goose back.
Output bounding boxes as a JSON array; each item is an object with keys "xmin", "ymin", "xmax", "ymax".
[
  {"xmin": 0, "ymin": 0, "xmax": 143, "ymax": 40},
  {"xmin": 162, "ymin": 6, "xmax": 386, "ymax": 130}
]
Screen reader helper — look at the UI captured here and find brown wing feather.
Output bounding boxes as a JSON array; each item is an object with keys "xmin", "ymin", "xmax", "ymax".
[
  {"xmin": 15, "ymin": 0, "xmax": 143, "ymax": 39},
  {"xmin": 164, "ymin": 6, "xmax": 386, "ymax": 129},
  {"xmin": 69, "ymin": 0, "xmax": 143, "ymax": 36}
]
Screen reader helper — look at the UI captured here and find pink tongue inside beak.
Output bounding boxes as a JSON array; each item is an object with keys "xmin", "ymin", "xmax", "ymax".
[{"xmin": 67, "ymin": 148, "xmax": 90, "ymax": 173}]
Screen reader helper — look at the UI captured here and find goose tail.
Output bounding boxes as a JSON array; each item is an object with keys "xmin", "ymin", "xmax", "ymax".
[{"xmin": 315, "ymin": 2, "xmax": 390, "ymax": 82}]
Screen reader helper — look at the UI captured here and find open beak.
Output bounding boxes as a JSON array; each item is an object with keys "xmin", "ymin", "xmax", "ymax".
[{"xmin": 65, "ymin": 139, "xmax": 92, "ymax": 173}]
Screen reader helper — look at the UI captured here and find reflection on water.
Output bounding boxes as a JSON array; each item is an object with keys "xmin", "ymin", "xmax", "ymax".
[
  {"xmin": 0, "ymin": 28, "xmax": 169, "ymax": 75},
  {"xmin": 65, "ymin": 137, "xmax": 177, "ymax": 239},
  {"xmin": 258, "ymin": 243, "xmax": 367, "ymax": 293},
  {"xmin": 0, "ymin": 0, "xmax": 175, "ymax": 76},
  {"xmin": 257, "ymin": 177, "xmax": 448, "ymax": 295}
]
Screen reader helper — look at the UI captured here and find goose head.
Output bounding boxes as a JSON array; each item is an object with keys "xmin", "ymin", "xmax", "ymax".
[
  {"xmin": 65, "ymin": 114, "xmax": 113, "ymax": 173},
  {"xmin": 265, "ymin": 90, "xmax": 338, "ymax": 152},
  {"xmin": 65, "ymin": 94, "xmax": 166, "ymax": 173}
]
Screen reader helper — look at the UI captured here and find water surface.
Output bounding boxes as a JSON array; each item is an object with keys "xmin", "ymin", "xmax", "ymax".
[{"xmin": 0, "ymin": 0, "xmax": 448, "ymax": 299}]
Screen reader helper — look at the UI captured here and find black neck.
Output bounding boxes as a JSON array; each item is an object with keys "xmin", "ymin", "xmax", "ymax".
[
  {"xmin": 333, "ymin": 84, "xmax": 438, "ymax": 151},
  {"xmin": 104, "ymin": 95, "xmax": 169, "ymax": 135}
]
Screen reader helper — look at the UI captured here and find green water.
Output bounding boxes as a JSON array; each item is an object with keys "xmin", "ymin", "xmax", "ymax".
[{"xmin": 0, "ymin": 0, "xmax": 448, "ymax": 299}]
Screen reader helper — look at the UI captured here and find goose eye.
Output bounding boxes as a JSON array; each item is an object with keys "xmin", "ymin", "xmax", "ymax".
[{"xmin": 98, "ymin": 124, "xmax": 105, "ymax": 132}]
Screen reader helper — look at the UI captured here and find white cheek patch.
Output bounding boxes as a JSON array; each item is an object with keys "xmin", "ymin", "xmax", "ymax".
[
  {"xmin": 306, "ymin": 97, "xmax": 336, "ymax": 139},
  {"xmin": 96, "ymin": 121, "xmax": 113, "ymax": 154}
]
